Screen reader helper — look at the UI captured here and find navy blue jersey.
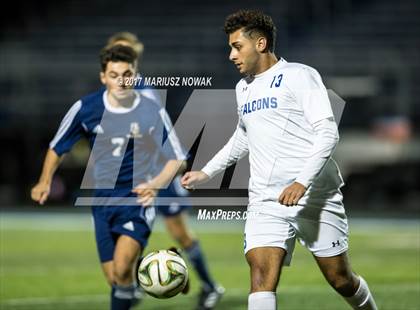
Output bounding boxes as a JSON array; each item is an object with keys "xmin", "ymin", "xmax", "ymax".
[{"xmin": 49, "ymin": 89, "xmax": 185, "ymax": 193}]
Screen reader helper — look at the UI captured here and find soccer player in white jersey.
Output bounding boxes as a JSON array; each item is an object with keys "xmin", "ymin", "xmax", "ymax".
[{"xmin": 182, "ymin": 10, "xmax": 377, "ymax": 310}]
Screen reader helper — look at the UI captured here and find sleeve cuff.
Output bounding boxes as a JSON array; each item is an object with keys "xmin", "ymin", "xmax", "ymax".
[
  {"xmin": 295, "ymin": 176, "xmax": 311, "ymax": 189},
  {"xmin": 201, "ymin": 167, "xmax": 216, "ymax": 179}
]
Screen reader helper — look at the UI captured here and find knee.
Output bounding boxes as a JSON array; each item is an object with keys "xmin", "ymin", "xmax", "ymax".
[
  {"xmin": 177, "ymin": 234, "xmax": 194, "ymax": 249},
  {"xmin": 246, "ymin": 248, "xmax": 285, "ymax": 292},
  {"xmin": 249, "ymin": 262, "xmax": 276, "ymax": 291},
  {"xmin": 113, "ymin": 263, "xmax": 133, "ymax": 284},
  {"xmin": 251, "ymin": 265, "xmax": 267, "ymax": 288},
  {"xmin": 170, "ymin": 229, "xmax": 193, "ymax": 249}
]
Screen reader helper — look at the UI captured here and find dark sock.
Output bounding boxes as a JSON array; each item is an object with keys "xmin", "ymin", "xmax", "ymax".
[
  {"xmin": 111, "ymin": 284, "xmax": 134, "ymax": 310},
  {"xmin": 185, "ymin": 240, "xmax": 215, "ymax": 291}
]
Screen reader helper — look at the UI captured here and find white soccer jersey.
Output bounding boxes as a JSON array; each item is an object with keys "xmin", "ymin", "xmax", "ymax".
[{"xmin": 202, "ymin": 58, "xmax": 344, "ymax": 207}]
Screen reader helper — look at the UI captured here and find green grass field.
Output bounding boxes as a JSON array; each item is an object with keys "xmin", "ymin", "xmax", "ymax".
[{"xmin": 0, "ymin": 213, "xmax": 419, "ymax": 310}]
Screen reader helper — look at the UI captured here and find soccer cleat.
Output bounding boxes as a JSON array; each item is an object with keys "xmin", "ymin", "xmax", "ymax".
[
  {"xmin": 167, "ymin": 246, "xmax": 190, "ymax": 294},
  {"xmin": 196, "ymin": 285, "xmax": 225, "ymax": 310}
]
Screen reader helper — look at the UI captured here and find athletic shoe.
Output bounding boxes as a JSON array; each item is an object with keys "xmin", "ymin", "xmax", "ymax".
[{"xmin": 196, "ymin": 285, "xmax": 225, "ymax": 310}]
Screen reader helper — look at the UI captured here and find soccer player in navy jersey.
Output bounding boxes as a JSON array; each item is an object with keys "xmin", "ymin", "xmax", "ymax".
[
  {"xmin": 31, "ymin": 45, "xmax": 185, "ymax": 310},
  {"xmin": 105, "ymin": 32, "xmax": 224, "ymax": 310}
]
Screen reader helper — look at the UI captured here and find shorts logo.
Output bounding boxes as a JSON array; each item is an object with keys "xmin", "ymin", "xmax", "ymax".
[
  {"xmin": 122, "ymin": 221, "xmax": 135, "ymax": 231},
  {"xmin": 332, "ymin": 240, "xmax": 340, "ymax": 248}
]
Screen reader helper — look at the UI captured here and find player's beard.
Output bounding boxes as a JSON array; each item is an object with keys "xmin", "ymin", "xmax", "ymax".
[{"xmin": 240, "ymin": 55, "xmax": 259, "ymax": 76}]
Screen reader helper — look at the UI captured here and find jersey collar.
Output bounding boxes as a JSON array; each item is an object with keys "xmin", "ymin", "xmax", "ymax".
[
  {"xmin": 253, "ymin": 57, "xmax": 287, "ymax": 79},
  {"xmin": 103, "ymin": 90, "xmax": 141, "ymax": 114}
]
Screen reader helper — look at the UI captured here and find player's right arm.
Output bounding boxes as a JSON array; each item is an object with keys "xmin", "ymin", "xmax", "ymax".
[
  {"xmin": 181, "ymin": 170, "xmax": 210, "ymax": 189},
  {"xmin": 182, "ymin": 81, "xmax": 249, "ymax": 189},
  {"xmin": 31, "ymin": 149, "xmax": 63, "ymax": 205},
  {"xmin": 31, "ymin": 100, "xmax": 84, "ymax": 205},
  {"xmin": 181, "ymin": 119, "xmax": 249, "ymax": 189}
]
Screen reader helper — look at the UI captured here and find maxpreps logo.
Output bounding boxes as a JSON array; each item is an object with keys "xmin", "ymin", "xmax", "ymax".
[
  {"xmin": 241, "ymin": 96, "xmax": 278, "ymax": 115},
  {"xmin": 197, "ymin": 209, "xmax": 260, "ymax": 221}
]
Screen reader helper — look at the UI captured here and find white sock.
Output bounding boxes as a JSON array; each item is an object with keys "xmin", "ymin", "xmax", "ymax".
[
  {"xmin": 248, "ymin": 291, "xmax": 276, "ymax": 310},
  {"xmin": 345, "ymin": 276, "xmax": 378, "ymax": 310}
]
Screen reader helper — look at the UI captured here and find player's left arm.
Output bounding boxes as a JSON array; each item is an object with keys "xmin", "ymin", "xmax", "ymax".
[
  {"xmin": 279, "ymin": 67, "xmax": 338, "ymax": 206},
  {"xmin": 133, "ymin": 107, "xmax": 187, "ymax": 206},
  {"xmin": 279, "ymin": 118, "xmax": 339, "ymax": 206},
  {"xmin": 133, "ymin": 159, "xmax": 185, "ymax": 206}
]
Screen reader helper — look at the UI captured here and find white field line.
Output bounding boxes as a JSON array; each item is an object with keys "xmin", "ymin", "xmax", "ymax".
[
  {"xmin": 0, "ymin": 212, "xmax": 419, "ymax": 233},
  {"xmin": 1, "ymin": 284, "xmax": 418, "ymax": 306},
  {"xmin": 0, "ymin": 212, "xmax": 245, "ymax": 233},
  {"xmin": 1, "ymin": 294, "xmax": 108, "ymax": 306}
]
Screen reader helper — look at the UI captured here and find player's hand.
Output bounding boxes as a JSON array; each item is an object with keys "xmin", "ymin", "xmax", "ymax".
[
  {"xmin": 278, "ymin": 182, "xmax": 307, "ymax": 206},
  {"xmin": 132, "ymin": 183, "xmax": 157, "ymax": 207},
  {"xmin": 31, "ymin": 182, "xmax": 50, "ymax": 205},
  {"xmin": 181, "ymin": 171, "xmax": 209, "ymax": 190}
]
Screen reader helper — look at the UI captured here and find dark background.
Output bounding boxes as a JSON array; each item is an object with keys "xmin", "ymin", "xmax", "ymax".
[{"xmin": 1, "ymin": 0, "xmax": 419, "ymax": 215}]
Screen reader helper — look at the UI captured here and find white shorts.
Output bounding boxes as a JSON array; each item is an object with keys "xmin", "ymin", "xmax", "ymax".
[{"xmin": 244, "ymin": 192, "xmax": 348, "ymax": 266}]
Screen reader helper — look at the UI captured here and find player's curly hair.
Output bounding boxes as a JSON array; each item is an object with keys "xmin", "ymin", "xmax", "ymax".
[
  {"xmin": 99, "ymin": 45, "xmax": 138, "ymax": 72},
  {"xmin": 224, "ymin": 10, "xmax": 276, "ymax": 52}
]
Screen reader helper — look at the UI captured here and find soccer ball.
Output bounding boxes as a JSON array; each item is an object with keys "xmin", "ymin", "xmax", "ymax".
[{"xmin": 137, "ymin": 249, "xmax": 189, "ymax": 299}]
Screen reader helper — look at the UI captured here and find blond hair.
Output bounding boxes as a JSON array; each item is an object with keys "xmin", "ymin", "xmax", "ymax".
[{"xmin": 106, "ymin": 32, "xmax": 144, "ymax": 58}]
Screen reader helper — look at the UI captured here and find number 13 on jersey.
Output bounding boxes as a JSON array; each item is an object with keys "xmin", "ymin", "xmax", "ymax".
[{"xmin": 270, "ymin": 74, "xmax": 283, "ymax": 88}]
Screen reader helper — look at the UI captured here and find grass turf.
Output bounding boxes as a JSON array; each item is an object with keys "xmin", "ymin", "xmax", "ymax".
[{"xmin": 0, "ymin": 214, "xmax": 419, "ymax": 309}]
